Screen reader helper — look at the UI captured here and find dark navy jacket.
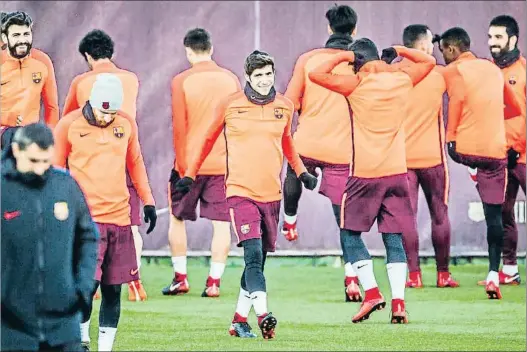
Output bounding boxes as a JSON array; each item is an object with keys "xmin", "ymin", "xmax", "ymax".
[{"xmin": 1, "ymin": 149, "xmax": 99, "ymax": 350}]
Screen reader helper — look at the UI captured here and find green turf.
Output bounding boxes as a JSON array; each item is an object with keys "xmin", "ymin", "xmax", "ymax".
[{"xmin": 89, "ymin": 258, "xmax": 526, "ymax": 351}]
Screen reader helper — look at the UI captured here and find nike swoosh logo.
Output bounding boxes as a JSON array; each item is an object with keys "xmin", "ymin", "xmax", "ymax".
[
  {"xmin": 130, "ymin": 268, "xmax": 139, "ymax": 275},
  {"xmin": 504, "ymin": 275, "xmax": 518, "ymax": 284},
  {"xmin": 238, "ymin": 110, "xmax": 249, "ymax": 114},
  {"xmin": 3, "ymin": 210, "xmax": 21, "ymax": 220},
  {"xmin": 357, "ymin": 264, "xmax": 367, "ymax": 269},
  {"xmin": 169, "ymin": 283, "xmax": 181, "ymax": 291},
  {"xmin": 80, "ymin": 133, "xmax": 90, "ymax": 137},
  {"xmin": 1, "ymin": 81, "xmax": 9, "ymax": 86}
]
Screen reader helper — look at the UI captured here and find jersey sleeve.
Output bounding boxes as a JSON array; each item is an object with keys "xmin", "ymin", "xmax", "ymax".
[
  {"xmin": 38, "ymin": 52, "xmax": 60, "ymax": 128},
  {"xmin": 52, "ymin": 115, "xmax": 73, "ymax": 167},
  {"xmin": 441, "ymin": 65, "xmax": 466, "ymax": 142},
  {"xmin": 281, "ymin": 101, "xmax": 307, "ymax": 176},
  {"xmin": 308, "ymin": 51, "xmax": 361, "ymax": 96},
  {"xmin": 125, "ymin": 117, "xmax": 155, "ymax": 206},
  {"xmin": 185, "ymin": 97, "xmax": 229, "ymax": 179},
  {"xmin": 171, "ymin": 75, "xmax": 188, "ymax": 174},
  {"xmin": 393, "ymin": 46, "xmax": 436, "ymax": 86},
  {"xmin": 62, "ymin": 76, "xmax": 81, "ymax": 117},
  {"xmin": 284, "ymin": 55, "xmax": 307, "ymax": 111}
]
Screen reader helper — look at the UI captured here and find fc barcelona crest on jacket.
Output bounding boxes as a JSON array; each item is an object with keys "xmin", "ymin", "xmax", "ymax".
[
  {"xmin": 113, "ymin": 126, "xmax": 125, "ymax": 138},
  {"xmin": 274, "ymin": 108, "xmax": 284, "ymax": 119},
  {"xmin": 32, "ymin": 72, "xmax": 42, "ymax": 84}
]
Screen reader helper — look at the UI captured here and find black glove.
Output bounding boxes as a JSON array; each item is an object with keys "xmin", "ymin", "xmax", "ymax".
[
  {"xmin": 381, "ymin": 47, "xmax": 398, "ymax": 64},
  {"xmin": 169, "ymin": 168, "xmax": 180, "ymax": 183},
  {"xmin": 175, "ymin": 176, "xmax": 194, "ymax": 194},
  {"xmin": 299, "ymin": 172, "xmax": 318, "ymax": 190},
  {"xmin": 507, "ymin": 148, "xmax": 520, "ymax": 169},
  {"xmin": 447, "ymin": 141, "xmax": 462, "ymax": 164},
  {"xmin": 143, "ymin": 205, "xmax": 157, "ymax": 234}
]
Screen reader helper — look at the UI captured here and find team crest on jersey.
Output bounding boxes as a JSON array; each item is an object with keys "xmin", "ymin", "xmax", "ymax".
[
  {"xmin": 113, "ymin": 126, "xmax": 125, "ymax": 138},
  {"xmin": 32, "ymin": 72, "xmax": 42, "ymax": 84},
  {"xmin": 274, "ymin": 108, "xmax": 284, "ymax": 119},
  {"xmin": 240, "ymin": 224, "xmax": 251, "ymax": 234},
  {"xmin": 54, "ymin": 202, "xmax": 69, "ymax": 221},
  {"xmin": 509, "ymin": 76, "xmax": 517, "ymax": 85}
]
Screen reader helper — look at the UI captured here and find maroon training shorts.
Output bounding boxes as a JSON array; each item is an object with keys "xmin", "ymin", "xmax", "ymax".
[{"xmin": 300, "ymin": 155, "xmax": 349, "ymax": 205}]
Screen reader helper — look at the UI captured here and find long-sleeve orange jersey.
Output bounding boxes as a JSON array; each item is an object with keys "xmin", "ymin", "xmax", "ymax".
[
  {"xmin": 284, "ymin": 48, "xmax": 355, "ymax": 164},
  {"xmin": 1, "ymin": 48, "xmax": 59, "ymax": 128},
  {"xmin": 185, "ymin": 91, "xmax": 307, "ymax": 203},
  {"xmin": 171, "ymin": 60, "xmax": 241, "ymax": 175},
  {"xmin": 62, "ymin": 61, "xmax": 139, "ymax": 119},
  {"xmin": 392, "ymin": 58, "xmax": 447, "ymax": 169},
  {"xmin": 308, "ymin": 46, "xmax": 436, "ymax": 179},
  {"xmin": 52, "ymin": 108, "xmax": 155, "ymax": 226},
  {"xmin": 440, "ymin": 52, "xmax": 523, "ymax": 159},
  {"xmin": 499, "ymin": 56, "xmax": 526, "ymax": 163}
]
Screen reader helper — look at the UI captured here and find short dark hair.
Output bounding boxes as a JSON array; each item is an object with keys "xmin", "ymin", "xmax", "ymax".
[
  {"xmin": 0, "ymin": 127, "xmax": 20, "ymax": 149},
  {"xmin": 349, "ymin": 38, "xmax": 379, "ymax": 62},
  {"xmin": 326, "ymin": 4, "xmax": 357, "ymax": 35},
  {"xmin": 183, "ymin": 28, "xmax": 212, "ymax": 53},
  {"xmin": 78, "ymin": 29, "xmax": 114, "ymax": 60},
  {"xmin": 490, "ymin": 15, "xmax": 519, "ymax": 39},
  {"xmin": 12, "ymin": 123, "xmax": 54, "ymax": 151},
  {"xmin": 244, "ymin": 50, "xmax": 275, "ymax": 76},
  {"xmin": 440, "ymin": 27, "xmax": 470, "ymax": 52},
  {"xmin": 1, "ymin": 11, "xmax": 33, "ymax": 36},
  {"xmin": 403, "ymin": 24, "xmax": 430, "ymax": 48}
]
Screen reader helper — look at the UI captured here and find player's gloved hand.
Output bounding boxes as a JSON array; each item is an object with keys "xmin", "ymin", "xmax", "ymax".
[
  {"xmin": 169, "ymin": 168, "xmax": 180, "ymax": 183},
  {"xmin": 381, "ymin": 47, "xmax": 398, "ymax": 64},
  {"xmin": 299, "ymin": 172, "xmax": 318, "ymax": 190},
  {"xmin": 175, "ymin": 176, "xmax": 194, "ymax": 194},
  {"xmin": 447, "ymin": 141, "xmax": 462, "ymax": 164},
  {"xmin": 143, "ymin": 205, "xmax": 157, "ymax": 234},
  {"xmin": 507, "ymin": 148, "xmax": 520, "ymax": 169}
]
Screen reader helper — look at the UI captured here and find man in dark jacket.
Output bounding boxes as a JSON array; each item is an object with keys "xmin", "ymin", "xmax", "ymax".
[{"xmin": 1, "ymin": 123, "xmax": 99, "ymax": 351}]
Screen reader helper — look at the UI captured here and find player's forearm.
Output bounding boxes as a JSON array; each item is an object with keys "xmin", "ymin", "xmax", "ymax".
[
  {"xmin": 504, "ymin": 84, "xmax": 524, "ymax": 119},
  {"xmin": 308, "ymin": 52, "xmax": 355, "ymax": 94},
  {"xmin": 127, "ymin": 152, "xmax": 155, "ymax": 205},
  {"xmin": 185, "ymin": 124, "xmax": 223, "ymax": 179},
  {"xmin": 394, "ymin": 46, "xmax": 436, "ymax": 64},
  {"xmin": 172, "ymin": 130, "xmax": 188, "ymax": 174},
  {"xmin": 282, "ymin": 134, "xmax": 307, "ymax": 176},
  {"xmin": 445, "ymin": 98, "xmax": 463, "ymax": 142}
]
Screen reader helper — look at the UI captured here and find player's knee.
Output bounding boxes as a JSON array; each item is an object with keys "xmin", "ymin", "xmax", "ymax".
[
  {"xmin": 340, "ymin": 229, "xmax": 370, "ymax": 264},
  {"xmin": 382, "ymin": 233, "xmax": 407, "ymax": 263},
  {"xmin": 101, "ymin": 284, "xmax": 121, "ymax": 303},
  {"xmin": 242, "ymin": 238, "xmax": 264, "ymax": 270}
]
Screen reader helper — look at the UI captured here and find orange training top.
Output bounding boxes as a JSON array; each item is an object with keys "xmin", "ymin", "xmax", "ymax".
[
  {"xmin": 440, "ymin": 52, "xmax": 523, "ymax": 159},
  {"xmin": 285, "ymin": 48, "xmax": 355, "ymax": 164},
  {"xmin": 1, "ymin": 48, "xmax": 59, "ymax": 128},
  {"xmin": 393, "ymin": 58, "xmax": 447, "ymax": 169},
  {"xmin": 62, "ymin": 60, "xmax": 139, "ymax": 119},
  {"xmin": 186, "ymin": 91, "xmax": 307, "ymax": 202},
  {"xmin": 308, "ymin": 46, "xmax": 436, "ymax": 178},
  {"xmin": 171, "ymin": 60, "xmax": 241, "ymax": 175},
  {"xmin": 500, "ymin": 56, "xmax": 526, "ymax": 164},
  {"xmin": 53, "ymin": 108, "xmax": 155, "ymax": 225}
]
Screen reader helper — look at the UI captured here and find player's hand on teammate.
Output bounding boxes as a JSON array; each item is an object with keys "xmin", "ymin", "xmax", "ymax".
[
  {"xmin": 299, "ymin": 172, "xmax": 318, "ymax": 190},
  {"xmin": 507, "ymin": 148, "xmax": 520, "ymax": 169},
  {"xmin": 381, "ymin": 47, "xmax": 398, "ymax": 64},
  {"xmin": 175, "ymin": 176, "xmax": 195, "ymax": 194},
  {"xmin": 143, "ymin": 205, "xmax": 157, "ymax": 234},
  {"xmin": 447, "ymin": 141, "xmax": 462, "ymax": 164}
]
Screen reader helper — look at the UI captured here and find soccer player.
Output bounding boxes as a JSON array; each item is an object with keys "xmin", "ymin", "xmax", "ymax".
[
  {"xmin": 309, "ymin": 39, "xmax": 436, "ymax": 323},
  {"xmin": 62, "ymin": 29, "xmax": 147, "ymax": 302},
  {"xmin": 162, "ymin": 28, "xmax": 241, "ymax": 298},
  {"xmin": 477, "ymin": 15, "xmax": 526, "ymax": 286},
  {"xmin": 436, "ymin": 27, "xmax": 523, "ymax": 299},
  {"xmin": 1, "ymin": 11, "xmax": 59, "ymax": 136},
  {"xmin": 175, "ymin": 50, "xmax": 317, "ymax": 338},
  {"xmin": 53, "ymin": 73, "xmax": 158, "ymax": 351},
  {"xmin": 283, "ymin": 4, "xmax": 362, "ymax": 302},
  {"xmin": 388, "ymin": 25, "xmax": 458, "ymax": 288}
]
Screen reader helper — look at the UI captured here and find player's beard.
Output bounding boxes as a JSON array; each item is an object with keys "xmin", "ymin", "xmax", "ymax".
[
  {"xmin": 490, "ymin": 45, "xmax": 509, "ymax": 60},
  {"xmin": 19, "ymin": 170, "xmax": 49, "ymax": 188},
  {"xmin": 8, "ymin": 39, "xmax": 32, "ymax": 59}
]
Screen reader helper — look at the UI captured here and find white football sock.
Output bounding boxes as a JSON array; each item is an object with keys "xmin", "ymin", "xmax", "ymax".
[
  {"xmin": 209, "ymin": 262, "xmax": 226, "ymax": 280},
  {"xmin": 386, "ymin": 262, "xmax": 407, "ymax": 300},
  {"xmin": 98, "ymin": 327, "xmax": 117, "ymax": 351},
  {"xmin": 352, "ymin": 260, "xmax": 378, "ymax": 290},
  {"xmin": 284, "ymin": 214, "xmax": 297, "ymax": 225},
  {"xmin": 171, "ymin": 256, "xmax": 187, "ymax": 275},
  {"xmin": 250, "ymin": 291, "xmax": 268, "ymax": 316},
  {"xmin": 345, "ymin": 262, "xmax": 357, "ymax": 277},
  {"xmin": 487, "ymin": 270, "xmax": 499, "ymax": 286},
  {"xmin": 502, "ymin": 264, "xmax": 519, "ymax": 276},
  {"xmin": 235, "ymin": 288, "xmax": 252, "ymax": 318},
  {"xmin": 80, "ymin": 319, "xmax": 90, "ymax": 343}
]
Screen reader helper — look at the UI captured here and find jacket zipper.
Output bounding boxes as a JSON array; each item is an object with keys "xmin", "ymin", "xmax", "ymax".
[
  {"xmin": 35, "ymin": 197, "xmax": 45, "ymax": 342},
  {"xmin": 19, "ymin": 61, "xmax": 23, "ymax": 86}
]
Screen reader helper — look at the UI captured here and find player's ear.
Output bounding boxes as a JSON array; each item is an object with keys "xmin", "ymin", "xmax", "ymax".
[
  {"xmin": 244, "ymin": 73, "xmax": 251, "ymax": 83},
  {"xmin": 509, "ymin": 35, "xmax": 518, "ymax": 50},
  {"xmin": 1, "ymin": 33, "xmax": 7, "ymax": 45},
  {"xmin": 209, "ymin": 45, "xmax": 214, "ymax": 56},
  {"xmin": 351, "ymin": 27, "xmax": 357, "ymax": 37},
  {"xmin": 327, "ymin": 24, "xmax": 333, "ymax": 35}
]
